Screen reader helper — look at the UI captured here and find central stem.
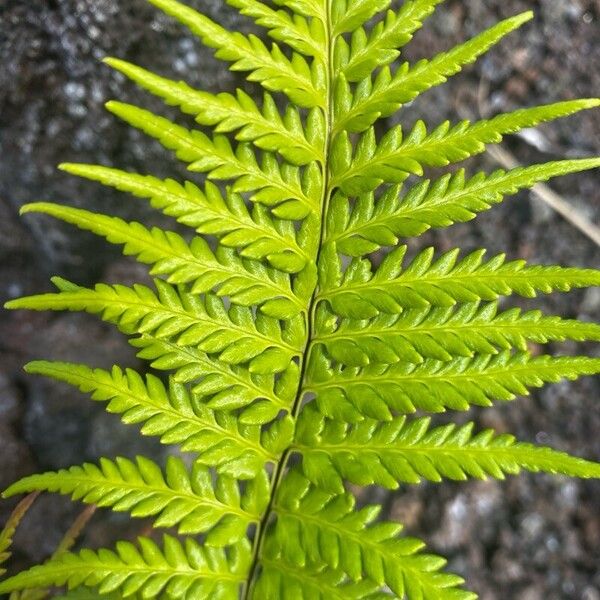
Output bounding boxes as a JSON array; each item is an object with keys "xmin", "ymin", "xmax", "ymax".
[{"xmin": 242, "ymin": 2, "xmax": 335, "ymax": 597}]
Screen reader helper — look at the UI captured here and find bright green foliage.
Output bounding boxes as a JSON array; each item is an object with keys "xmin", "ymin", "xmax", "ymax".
[
  {"xmin": 1, "ymin": 536, "xmax": 251, "ymax": 598},
  {"xmin": 54, "ymin": 591, "xmax": 120, "ymax": 600},
  {"xmin": 104, "ymin": 58, "xmax": 322, "ymax": 165},
  {"xmin": 322, "ymin": 243, "xmax": 600, "ymax": 316},
  {"xmin": 266, "ymin": 469, "xmax": 474, "ymax": 599},
  {"xmin": 23, "ymin": 361, "xmax": 288, "ymax": 474},
  {"xmin": 335, "ymin": 11, "xmax": 534, "ymax": 131},
  {"xmin": 21, "ymin": 202, "xmax": 304, "ymax": 317},
  {"xmin": 0, "ymin": 493, "xmax": 38, "ymax": 577},
  {"xmin": 58, "ymin": 164, "xmax": 310, "ymax": 273},
  {"xmin": 296, "ymin": 409, "xmax": 600, "ymax": 490},
  {"xmin": 307, "ymin": 351, "xmax": 600, "ymax": 418},
  {"xmin": 318, "ymin": 302, "xmax": 600, "ymax": 366},
  {"xmin": 4, "ymin": 456, "xmax": 268, "ymax": 544},
  {"xmin": 331, "ymin": 100, "xmax": 600, "ymax": 194},
  {"xmin": 11, "ymin": 280, "xmax": 304, "ymax": 373},
  {"xmin": 2, "ymin": 0, "xmax": 600, "ymax": 598},
  {"xmin": 327, "ymin": 159, "xmax": 600, "ymax": 255}
]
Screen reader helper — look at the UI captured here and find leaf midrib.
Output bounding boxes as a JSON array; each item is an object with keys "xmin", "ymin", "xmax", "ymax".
[
  {"xmin": 315, "ymin": 317, "xmax": 597, "ymax": 342},
  {"xmin": 36, "ymin": 363, "xmax": 277, "ymax": 461},
  {"xmin": 26, "ymin": 290, "xmax": 300, "ymax": 356},
  {"xmin": 319, "ymin": 269, "xmax": 598, "ymax": 302},
  {"xmin": 242, "ymin": 1, "xmax": 335, "ymax": 596},
  {"xmin": 92, "ymin": 167, "xmax": 309, "ymax": 261},
  {"xmin": 15, "ymin": 471, "xmax": 258, "ymax": 521},
  {"xmin": 38, "ymin": 205, "xmax": 303, "ymax": 310},
  {"xmin": 307, "ymin": 356, "xmax": 599, "ymax": 392},
  {"xmin": 298, "ymin": 441, "xmax": 600, "ymax": 478}
]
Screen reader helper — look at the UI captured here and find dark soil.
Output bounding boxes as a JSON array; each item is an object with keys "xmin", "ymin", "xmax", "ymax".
[{"xmin": 0, "ymin": 1, "xmax": 599, "ymax": 599}]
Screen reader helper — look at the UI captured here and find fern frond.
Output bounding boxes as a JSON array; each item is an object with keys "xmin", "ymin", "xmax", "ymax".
[
  {"xmin": 0, "ymin": 536, "xmax": 251, "ymax": 598},
  {"xmin": 7, "ymin": 281, "xmax": 302, "ymax": 373},
  {"xmin": 225, "ymin": 0, "xmax": 324, "ymax": 58},
  {"xmin": 256, "ymin": 556, "xmax": 391, "ymax": 599},
  {"xmin": 297, "ymin": 412, "xmax": 600, "ymax": 491},
  {"xmin": 336, "ymin": 12, "xmax": 532, "ymax": 132},
  {"xmin": 22, "ymin": 203, "xmax": 303, "ymax": 319},
  {"xmin": 340, "ymin": 0, "xmax": 444, "ymax": 82},
  {"xmin": 0, "ymin": 493, "xmax": 38, "ymax": 577},
  {"xmin": 4, "ymin": 456, "xmax": 267, "ymax": 545},
  {"xmin": 263, "ymin": 469, "xmax": 476, "ymax": 599},
  {"xmin": 106, "ymin": 102, "xmax": 321, "ymax": 219},
  {"xmin": 128, "ymin": 335, "xmax": 297, "ymax": 411},
  {"xmin": 146, "ymin": 0, "xmax": 323, "ymax": 108},
  {"xmin": 59, "ymin": 164, "xmax": 308, "ymax": 273},
  {"xmin": 328, "ymin": 159, "xmax": 600, "ymax": 254},
  {"xmin": 307, "ymin": 351, "xmax": 600, "ymax": 419},
  {"xmin": 4, "ymin": 2, "xmax": 600, "ymax": 597},
  {"xmin": 24, "ymin": 361, "xmax": 291, "ymax": 474},
  {"xmin": 321, "ymin": 245, "xmax": 600, "ymax": 318},
  {"xmin": 319, "ymin": 302, "xmax": 600, "ymax": 367},
  {"xmin": 333, "ymin": 100, "xmax": 600, "ymax": 194},
  {"xmin": 104, "ymin": 58, "xmax": 322, "ymax": 166},
  {"xmin": 331, "ymin": 0, "xmax": 392, "ymax": 35}
]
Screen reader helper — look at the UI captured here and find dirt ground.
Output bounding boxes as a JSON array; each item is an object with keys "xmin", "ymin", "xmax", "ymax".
[{"xmin": 0, "ymin": 1, "xmax": 599, "ymax": 598}]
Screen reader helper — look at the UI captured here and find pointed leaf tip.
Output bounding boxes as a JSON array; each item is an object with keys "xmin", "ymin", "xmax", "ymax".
[
  {"xmin": 104, "ymin": 100, "xmax": 127, "ymax": 115},
  {"xmin": 103, "ymin": 57, "xmax": 137, "ymax": 76},
  {"xmin": 59, "ymin": 163, "xmax": 93, "ymax": 176},
  {"xmin": 102, "ymin": 56, "xmax": 120, "ymax": 67},
  {"xmin": 19, "ymin": 202, "xmax": 48, "ymax": 216},
  {"xmin": 23, "ymin": 361, "xmax": 46, "ymax": 376},
  {"xmin": 4, "ymin": 299, "xmax": 21, "ymax": 310},
  {"xmin": 515, "ymin": 10, "xmax": 534, "ymax": 24},
  {"xmin": 576, "ymin": 98, "xmax": 600, "ymax": 109}
]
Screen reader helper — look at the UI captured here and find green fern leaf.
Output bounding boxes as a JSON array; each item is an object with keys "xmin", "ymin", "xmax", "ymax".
[
  {"xmin": 4, "ymin": 456, "xmax": 267, "ymax": 545},
  {"xmin": 24, "ymin": 361, "xmax": 291, "ymax": 473},
  {"xmin": 319, "ymin": 302, "xmax": 600, "ymax": 366},
  {"xmin": 7, "ymin": 281, "xmax": 303, "ymax": 373},
  {"xmin": 307, "ymin": 350, "xmax": 600, "ymax": 419},
  {"xmin": 262, "ymin": 469, "xmax": 476, "ymax": 599},
  {"xmin": 297, "ymin": 411, "xmax": 600, "ymax": 490},
  {"xmin": 22, "ymin": 202, "xmax": 303, "ymax": 318},
  {"xmin": 340, "ymin": 0, "xmax": 444, "ymax": 81},
  {"xmin": 333, "ymin": 100, "xmax": 600, "ymax": 194},
  {"xmin": 271, "ymin": 0, "xmax": 324, "ymax": 20},
  {"xmin": 3, "ymin": 2, "xmax": 600, "ymax": 598},
  {"xmin": 225, "ymin": 0, "xmax": 325, "ymax": 58},
  {"xmin": 256, "ymin": 555, "xmax": 391, "ymax": 600},
  {"xmin": 54, "ymin": 590, "xmax": 120, "ymax": 600},
  {"xmin": 54, "ymin": 590, "xmax": 119, "ymax": 600},
  {"xmin": 146, "ymin": 0, "xmax": 323, "ymax": 107},
  {"xmin": 328, "ymin": 159, "xmax": 600, "ymax": 254},
  {"xmin": 331, "ymin": 0, "xmax": 392, "ymax": 35},
  {"xmin": 128, "ymin": 336, "xmax": 297, "ymax": 412},
  {"xmin": 321, "ymin": 244, "xmax": 600, "ymax": 318},
  {"xmin": 0, "ymin": 536, "xmax": 251, "ymax": 598},
  {"xmin": 106, "ymin": 101, "xmax": 321, "ymax": 218},
  {"xmin": 336, "ymin": 12, "xmax": 532, "ymax": 132},
  {"xmin": 59, "ymin": 164, "xmax": 309, "ymax": 273},
  {"xmin": 104, "ymin": 58, "xmax": 322, "ymax": 166}
]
